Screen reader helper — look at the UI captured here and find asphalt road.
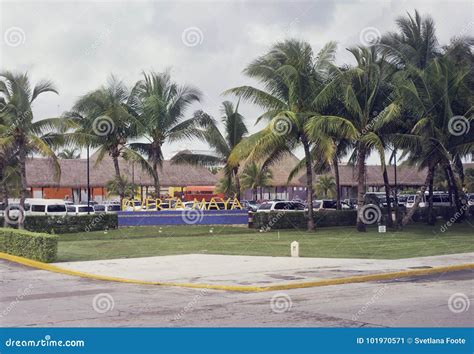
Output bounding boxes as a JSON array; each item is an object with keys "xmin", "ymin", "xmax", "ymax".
[{"xmin": 1, "ymin": 260, "xmax": 472, "ymax": 327}]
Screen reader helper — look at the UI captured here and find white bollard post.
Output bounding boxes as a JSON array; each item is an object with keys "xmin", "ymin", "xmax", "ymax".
[{"xmin": 291, "ymin": 241, "xmax": 299, "ymax": 257}]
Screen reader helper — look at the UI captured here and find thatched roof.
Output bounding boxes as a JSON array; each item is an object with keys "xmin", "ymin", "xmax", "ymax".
[
  {"xmin": 307, "ymin": 163, "xmax": 474, "ymax": 187},
  {"xmin": 232, "ymin": 152, "xmax": 474, "ymax": 188},
  {"xmin": 25, "ymin": 154, "xmax": 218, "ymax": 188}
]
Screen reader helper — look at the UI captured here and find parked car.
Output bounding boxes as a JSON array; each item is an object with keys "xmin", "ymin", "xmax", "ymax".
[
  {"xmin": 397, "ymin": 194, "xmax": 412, "ymax": 207},
  {"xmin": 26, "ymin": 198, "xmax": 67, "ymax": 216},
  {"xmin": 241, "ymin": 200, "xmax": 259, "ymax": 212},
  {"xmin": 66, "ymin": 205, "xmax": 95, "ymax": 216},
  {"xmin": 405, "ymin": 192, "xmax": 451, "ymax": 208},
  {"xmin": 343, "ymin": 198, "xmax": 358, "ymax": 209},
  {"xmin": 257, "ymin": 200, "xmax": 305, "ymax": 212},
  {"xmin": 312, "ymin": 199, "xmax": 337, "ymax": 210},
  {"xmin": 94, "ymin": 204, "xmax": 122, "ymax": 214},
  {"xmin": 364, "ymin": 192, "xmax": 404, "ymax": 208}
]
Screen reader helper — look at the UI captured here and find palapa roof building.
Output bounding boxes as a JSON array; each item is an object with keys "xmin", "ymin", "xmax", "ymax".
[{"xmin": 25, "ymin": 153, "xmax": 218, "ymax": 189}]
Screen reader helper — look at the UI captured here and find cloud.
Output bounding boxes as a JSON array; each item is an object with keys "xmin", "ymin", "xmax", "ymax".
[{"xmin": 1, "ymin": 0, "xmax": 472, "ymax": 162}]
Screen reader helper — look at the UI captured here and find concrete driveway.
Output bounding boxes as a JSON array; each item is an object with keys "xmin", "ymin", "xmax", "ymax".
[
  {"xmin": 1, "ymin": 254, "xmax": 473, "ymax": 327},
  {"xmin": 53, "ymin": 253, "xmax": 474, "ymax": 286}
]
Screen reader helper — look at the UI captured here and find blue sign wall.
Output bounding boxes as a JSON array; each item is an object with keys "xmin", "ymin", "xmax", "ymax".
[{"xmin": 117, "ymin": 210, "xmax": 248, "ymax": 226}]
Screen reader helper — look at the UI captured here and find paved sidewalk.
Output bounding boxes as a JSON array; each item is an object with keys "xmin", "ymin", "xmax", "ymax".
[{"xmin": 54, "ymin": 253, "xmax": 474, "ymax": 286}]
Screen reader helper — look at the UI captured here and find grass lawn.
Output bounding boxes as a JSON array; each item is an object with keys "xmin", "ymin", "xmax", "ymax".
[{"xmin": 56, "ymin": 223, "xmax": 474, "ymax": 262}]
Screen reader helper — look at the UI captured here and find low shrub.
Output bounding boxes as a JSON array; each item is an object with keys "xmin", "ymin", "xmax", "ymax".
[
  {"xmin": 252, "ymin": 210, "xmax": 358, "ymax": 230},
  {"xmin": 0, "ymin": 228, "xmax": 58, "ymax": 262},
  {"xmin": 411, "ymin": 206, "xmax": 473, "ymax": 223},
  {"xmin": 0, "ymin": 214, "xmax": 118, "ymax": 234}
]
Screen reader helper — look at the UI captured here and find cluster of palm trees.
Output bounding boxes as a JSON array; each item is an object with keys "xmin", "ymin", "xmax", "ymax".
[{"xmin": 1, "ymin": 10, "xmax": 472, "ymax": 232}]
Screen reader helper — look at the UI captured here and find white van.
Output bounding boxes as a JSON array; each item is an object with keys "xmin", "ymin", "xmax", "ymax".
[
  {"xmin": 94, "ymin": 204, "xmax": 121, "ymax": 214},
  {"xmin": 257, "ymin": 201, "xmax": 306, "ymax": 213},
  {"xmin": 25, "ymin": 198, "xmax": 67, "ymax": 216},
  {"xmin": 405, "ymin": 193, "xmax": 451, "ymax": 208},
  {"xmin": 66, "ymin": 205, "xmax": 95, "ymax": 216}
]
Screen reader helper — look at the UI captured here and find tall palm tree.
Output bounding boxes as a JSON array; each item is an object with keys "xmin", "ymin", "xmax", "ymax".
[
  {"xmin": 69, "ymin": 75, "xmax": 146, "ymax": 202},
  {"xmin": 394, "ymin": 54, "xmax": 473, "ymax": 225},
  {"xmin": 0, "ymin": 71, "xmax": 65, "ymax": 228},
  {"xmin": 240, "ymin": 162, "xmax": 273, "ymax": 201},
  {"xmin": 314, "ymin": 175, "xmax": 336, "ymax": 198},
  {"xmin": 129, "ymin": 71, "xmax": 211, "ymax": 197},
  {"xmin": 380, "ymin": 10, "xmax": 444, "ymax": 226},
  {"xmin": 0, "ymin": 137, "xmax": 20, "ymax": 227},
  {"xmin": 171, "ymin": 101, "xmax": 248, "ymax": 200},
  {"xmin": 307, "ymin": 46, "xmax": 400, "ymax": 231},
  {"xmin": 226, "ymin": 40, "xmax": 339, "ymax": 231}
]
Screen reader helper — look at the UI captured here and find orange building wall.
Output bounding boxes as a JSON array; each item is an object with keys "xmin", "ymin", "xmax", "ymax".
[
  {"xmin": 92, "ymin": 188, "xmax": 105, "ymax": 196},
  {"xmin": 43, "ymin": 187, "xmax": 73, "ymax": 200}
]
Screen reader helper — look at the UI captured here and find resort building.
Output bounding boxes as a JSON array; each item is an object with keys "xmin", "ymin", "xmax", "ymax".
[
  {"xmin": 25, "ymin": 152, "xmax": 218, "ymax": 202},
  {"xmin": 23, "ymin": 151, "xmax": 473, "ymax": 202}
]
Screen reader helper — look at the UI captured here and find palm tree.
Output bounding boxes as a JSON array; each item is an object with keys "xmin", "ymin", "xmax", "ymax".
[
  {"xmin": 307, "ymin": 46, "xmax": 400, "ymax": 231},
  {"xmin": 129, "ymin": 71, "xmax": 211, "ymax": 197},
  {"xmin": 0, "ymin": 71, "xmax": 65, "ymax": 228},
  {"xmin": 240, "ymin": 162, "xmax": 273, "ymax": 201},
  {"xmin": 314, "ymin": 175, "xmax": 336, "ymax": 198},
  {"xmin": 58, "ymin": 148, "xmax": 80, "ymax": 159},
  {"xmin": 380, "ymin": 10, "xmax": 439, "ymax": 70},
  {"xmin": 69, "ymin": 75, "xmax": 146, "ymax": 202},
  {"xmin": 379, "ymin": 10, "xmax": 472, "ymax": 225},
  {"xmin": 171, "ymin": 101, "xmax": 248, "ymax": 200},
  {"xmin": 0, "ymin": 137, "xmax": 20, "ymax": 227},
  {"xmin": 215, "ymin": 176, "xmax": 237, "ymax": 198},
  {"xmin": 106, "ymin": 176, "xmax": 137, "ymax": 200},
  {"xmin": 394, "ymin": 54, "xmax": 473, "ymax": 225},
  {"xmin": 226, "ymin": 40, "xmax": 339, "ymax": 231}
]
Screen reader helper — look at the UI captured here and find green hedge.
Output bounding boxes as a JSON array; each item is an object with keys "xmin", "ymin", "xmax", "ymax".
[
  {"xmin": 412, "ymin": 205, "xmax": 474, "ymax": 222},
  {"xmin": 0, "ymin": 214, "xmax": 118, "ymax": 234},
  {"xmin": 0, "ymin": 228, "xmax": 58, "ymax": 262},
  {"xmin": 253, "ymin": 210, "xmax": 358, "ymax": 230}
]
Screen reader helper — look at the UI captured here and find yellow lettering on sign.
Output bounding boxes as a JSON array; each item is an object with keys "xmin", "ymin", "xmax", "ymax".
[
  {"xmin": 193, "ymin": 198, "xmax": 206, "ymax": 210},
  {"xmin": 231, "ymin": 198, "xmax": 242, "ymax": 210},
  {"xmin": 174, "ymin": 198, "xmax": 184, "ymax": 210},
  {"xmin": 208, "ymin": 197, "xmax": 219, "ymax": 210},
  {"xmin": 155, "ymin": 198, "xmax": 163, "ymax": 210}
]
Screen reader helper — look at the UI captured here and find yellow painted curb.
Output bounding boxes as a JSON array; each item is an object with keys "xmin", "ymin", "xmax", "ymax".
[{"xmin": 1, "ymin": 252, "xmax": 473, "ymax": 293}]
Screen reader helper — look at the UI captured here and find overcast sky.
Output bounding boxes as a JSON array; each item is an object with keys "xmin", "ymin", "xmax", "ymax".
[{"xmin": 1, "ymin": 0, "xmax": 473, "ymax": 163}]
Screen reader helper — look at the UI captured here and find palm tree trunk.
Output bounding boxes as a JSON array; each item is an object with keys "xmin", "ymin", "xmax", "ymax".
[
  {"xmin": 301, "ymin": 136, "xmax": 315, "ymax": 231},
  {"xmin": 356, "ymin": 147, "xmax": 367, "ymax": 232},
  {"xmin": 446, "ymin": 164, "xmax": 464, "ymax": 220},
  {"xmin": 446, "ymin": 165, "xmax": 462, "ymax": 210},
  {"xmin": 1, "ymin": 173, "xmax": 9, "ymax": 228},
  {"xmin": 253, "ymin": 187, "xmax": 257, "ymax": 201},
  {"xmin": 427, "ymin": 166, "xmax": 435, "ymax": 225},
  {"xmin": 444, "ymin": 168, "xmax": 453, "ymax": 206},
  {"xmin": 18, "ymin": 149, "xmax": 28, "ymax": 229},
  {"xmin": 333, "ymin": 155, "xmax": 341, "ymax": 210},
  {"xmin": 111, "ymin": 152, "xmax": 124, "ymax": 203},
  {"xmin": 382, "ymin": 167, "xmax": 393, "ymax": 228},
  {"xmin": 403, "ymin": 166, "xmax": 434, "ymax": 225},
  {"xmin": 233, "ymin": 167, "xmax": 241, "ymax": 200},
  {"xmin": 153, "ymin": 160, "xmax": 160, "ymax": 198}
]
